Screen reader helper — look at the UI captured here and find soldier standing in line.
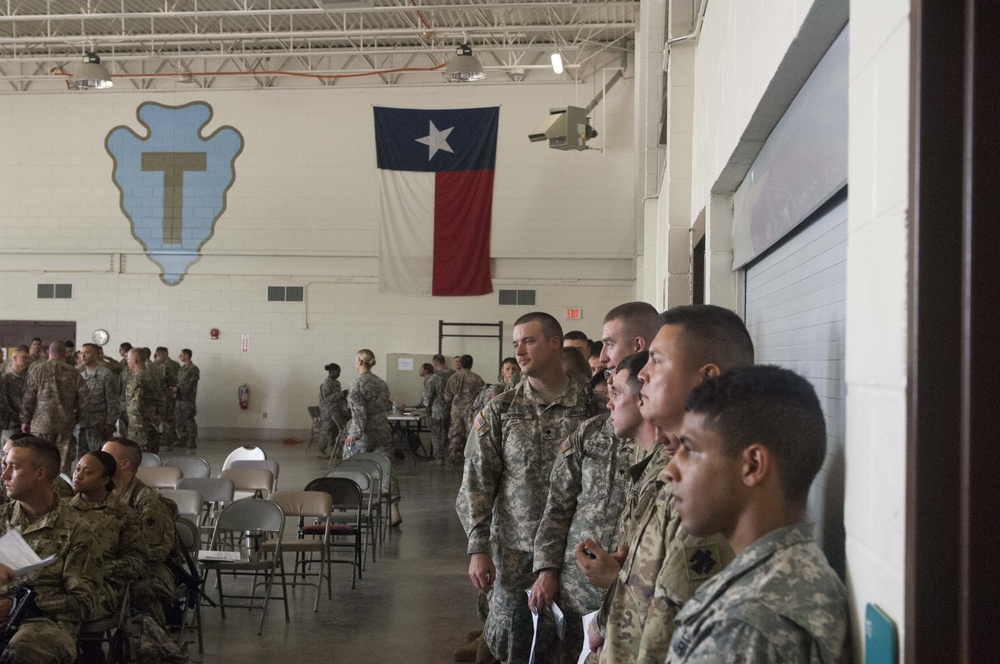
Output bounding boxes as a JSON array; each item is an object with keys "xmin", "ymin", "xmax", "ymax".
[
  {"xmin": 116, "ymin": 343, "xmax": 133, "ymax": 433},
  {"xmin": 444, "ymin": 354, "xmax": 485, "ymax": 467},
  {"xmin": 664, "ymin": 366, "xmax": 850, "ymax": 662},
  {"xmin": 316, "ymin": 362, "xmax": 348, "ymax": 460},
  {"xmin": 529, "ymin": 352, "xmax": 648, "ymax": 663},
  {"xmin": 26, "ymin": 337, "xmax": 44, "ymax": 365},
  {"xmin": 125, "ymin": 349, "xmax": 160, "ymax": 453},
  {"xmin": 175, "ymin": 348, "xmax": 201, "ymax": 450},
  {"xmin": 584, "ymin": 305, "xmax": 752, "ymax": 664},
  {"xmin": 420, "ymin": 354, "xmax": 453, "ymax": 466},
  {"xmin": 0, "ymin": 437, "xmax": 101, "ymax": 664},
  {"xmin": 468, "ymin": 357, "xmax": 521, "ymax": 432},
  {"xmin": 77, "ymin": 343, "xmax": 119, "ymax": 457},
  {"xmin": 0, "ymin": 350, "xmax": 30, "ymax": 445},
  {"xmin": 457, "ymin": 312, "xmax": 605, "ymax": 664},
  {"xmin": 19, "ymin": 341, "xmax": 89, "ymax": 476},
  {"xmin": 152, "ymin": 347, "xmax": 180, "ymax": 451}
]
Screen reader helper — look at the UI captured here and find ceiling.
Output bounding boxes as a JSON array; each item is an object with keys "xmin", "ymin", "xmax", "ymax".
[{"xmin": 0, "ymin": 0, "xmax": 638, "ymax": 92}]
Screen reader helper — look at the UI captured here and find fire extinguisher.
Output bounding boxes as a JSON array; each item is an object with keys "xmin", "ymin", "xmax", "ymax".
[{"xmin": 238, "ymin": 384, "xmax": 249, "ymax": 410}]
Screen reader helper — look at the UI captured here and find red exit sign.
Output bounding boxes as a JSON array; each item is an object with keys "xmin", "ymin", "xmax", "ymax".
[{"xmin": 566, "ymin": 308, "xmax": 582, "ymax": 320}]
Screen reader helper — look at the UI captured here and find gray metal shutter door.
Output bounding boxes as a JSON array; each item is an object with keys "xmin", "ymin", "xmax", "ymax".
[{"xmin": 743, "ymin": 196, "xmax": 847, "ymax": 576}]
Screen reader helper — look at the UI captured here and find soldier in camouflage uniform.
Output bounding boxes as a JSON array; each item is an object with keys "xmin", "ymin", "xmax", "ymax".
[
  {"xmin": 69, "ymin": 450, "xmax": 148, "ymax": 620},
  {"xmin": 143, "ymin": 349, "xmax": 168, "ymax": 449},
  {"xmin": 153, "ymin": 347, "xmax": 180, "ymax": 451},
  {"xmin": 76, "ymin": 343, "xmax": 120, "ymax": 457},
  {"xmin": 345, "ymin": 349, "xmax": 403, "ymax": 523},
  {"xmin": 318, "ymin": 362, "xmax": 348, "ymax": 458},
  {"xmin": 583, "ymin": 305, "xmax": 755, "ymax": 664},
  {"xmin": 468, "ymin": 358, "xmax": 521, "ymax": 431},
  {"xmin": 664, "ymin": 366, "xmax": 850, "ymax": 663},
  {"xmin": 0, "ymin": 437, "xmax": 101, "ymax": 664},
  {"xmin": 125, "ymin": 349, "xmax": 160, "ymax": 453},
  {"xmin": 19, "ymin": 342, "xmax": 89, "ymax": 476},
  {"xmin": 457, "ymin": 312, "xmax": 604, "ymax": 664},
  {"xmin": 444, "ymin": 355, "xmax": 485, "ymax": 465},
  {"xmin": 102, "ymin": 438, "xmax": 177, "ymax": 621},
  {"xmin": 419, "ymin": 355, "xmax": 453, "ymax": 464},
  {"xmin": 0, "ymin": 351, "xmax": 29, "ymax": 445},
  {"xmin": 531, "ymin": 354, "xmax": 654, "ymax": 664},
  {"xmin": 175, "ymin": 349, "xmax": 200, "ymax": 450}
]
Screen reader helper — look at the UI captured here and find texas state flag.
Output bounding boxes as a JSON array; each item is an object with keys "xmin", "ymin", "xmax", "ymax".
[{"xmin": 374, "ymin": 106, "xmax": 498, "ymax": 296}]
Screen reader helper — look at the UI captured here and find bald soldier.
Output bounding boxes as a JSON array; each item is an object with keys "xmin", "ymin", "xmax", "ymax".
[{"xmin": 19, "ymin": 342, "xmax": 89, "ymax": 475}]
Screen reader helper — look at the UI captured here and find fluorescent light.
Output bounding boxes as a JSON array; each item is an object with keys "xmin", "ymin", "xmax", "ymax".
[{"xmin": 551, "ymin": 53, "xmax": 564, "ymax": 75}]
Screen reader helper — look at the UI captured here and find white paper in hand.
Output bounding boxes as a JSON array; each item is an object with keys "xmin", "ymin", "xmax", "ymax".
[{"xmin": 0, "ymin": 530, "xmax": 56, "ymax": 577}]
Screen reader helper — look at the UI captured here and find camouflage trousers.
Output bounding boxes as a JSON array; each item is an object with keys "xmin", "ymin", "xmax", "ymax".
[
  {"xmin": 160, "ymin": 396, "xmax": 178, "ymax": 450},
  {"xmin": 77, "ymin": 425, "xmax": 111, "ymax": 458},
  {"xmin": 128, "ymin": 421, "xmax": 160, "ymax": 454},
  {"xmin": 355, "ymin": 435, "xmax": 400, "ymax": 501},
  {"xmin": 430, "ymin": 416, "xmax": 448, "ymax": 460},
  {"xmin": 32, "ymin": 431, "xmax": 76, "ymax": 477},
  {"xmin": 484, "ymin": 546, "xmax": 557, "ymax": 664},
  {"xmin": 447, "ymin": 407, "xmax": 471, "ymax": 463},
  {"xmin": 0, "ymin": 618, "xmax": 76, "ymax": 664},
  {"xmin": 132, "ymin": 611, "xmax": 187, "ymax": 664},
  {"xmin": 174, "ymin": 401, "xmax": 197, "ymax": 449},
  {"xmin": 319, "ymin": 418, "xmax": 339, "ymax": 456}
]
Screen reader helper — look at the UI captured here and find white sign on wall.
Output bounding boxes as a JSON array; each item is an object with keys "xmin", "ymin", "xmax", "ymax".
[{"xmin": 397, "ymin": 357, "xmax": 413, "ymax": 371}]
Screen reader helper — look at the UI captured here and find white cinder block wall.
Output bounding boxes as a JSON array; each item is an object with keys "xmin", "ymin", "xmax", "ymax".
[
  {"xmin": 0, "ymin": 81, "xmax": 635, "ymax": 437},
  {"xmin": 645, "ymin": 0, "xmax": 910, "ymax": 659}
]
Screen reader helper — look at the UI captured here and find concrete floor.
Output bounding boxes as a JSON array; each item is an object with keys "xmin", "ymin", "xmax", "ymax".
[{"xmin": 163, "ymin": 440, "xmax": 480, "ymax": 663}]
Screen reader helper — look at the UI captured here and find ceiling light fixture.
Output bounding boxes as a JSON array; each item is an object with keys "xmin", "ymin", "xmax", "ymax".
[
  {"xmin": 444, "ymin": 43, "xmax": 485, "ymax": 82},
  {"xmin": 68, "ymin": 51, "xmax": 113, "ymax": 90},
  {"xmin": 551, "ymin": 53, "xmax": 564, "ymax": 75}
]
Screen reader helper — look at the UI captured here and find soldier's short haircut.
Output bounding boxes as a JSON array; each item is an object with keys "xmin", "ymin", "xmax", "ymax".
[
  {"xmin": 432, "ymin": 354, "xmax": 446, "ymax": 365},
  {"xmin": 48, "ymin": 341, "xmax": 66, "ymax": 357},
  {"xmin": 460, "ymin": 354, "xmax": 474, "ymax": 369},
  {"xmin": 140, "ymin": 348, "xmax": 152, "ymax": 360},
  {"xmin": 615, "ymin": 351, "xmax": 649, "ymax": 395},
  {"xmin": 15, "ymin": 345, "xmax": 29, "ymax": 353},
  {"xmin": 81, "ymin": 343, "xmax": 99, "ymax": 352},
  {"xmin": 11, "ymin": 349, "xmax": 27, "ymax": 360},
  {"xmin": 563, "ymin": 330, "xmax": 589, "ymax": 343},
  {"xmin": 181, "ymin": 349, "xmax": 193, "ymax": 357},
  {"xmin": 661, "ymin": 304, "xmax": 754, "ymax": 373},
  {"xmin": 155, "ymin": 346, "xmax": 168, "ymax": 355},
  {"xmin": 685, "ymin": 365, "xmax": 826, "ymax": 504},
  {"xmin": 8, "ymin": 432, "xmax": 32, "ymax": 442},
  {"xmin": 120, "ymin": 342, "xmax": 133, "ymax": 351},
  {"xmin": 65, "ymin": 340, "xmax": 75, "ymax": 348},
  {"xmin": 589, "ymin": 340, "xmax": 604, "ymax": 359},
  {"xmin": 11, "ymin": 437, "xmax": 60, "ymax": 481},
  {"xmin": 514, "ymin": 312, "xmax": 563, "ymax": 341},
  {"xmin": 109, "ymin": 437, "xmax": 143, "ymax": 467},
  {"xmin": 604, "ymin": 302, "xmax": 663, "ymax": 346},
  {"xmin": 501, "ymin": 357, "xmax": 518, "ymax": 367},
  {"xmin": 30, "ymin": 337, "xmax": 41, "ymax": 344}
]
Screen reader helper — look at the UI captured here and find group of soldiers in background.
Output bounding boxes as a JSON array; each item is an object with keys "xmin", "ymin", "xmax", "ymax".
[{"xmin": 0, "ymin": 338, "xmax": 200, "ymax": 475}]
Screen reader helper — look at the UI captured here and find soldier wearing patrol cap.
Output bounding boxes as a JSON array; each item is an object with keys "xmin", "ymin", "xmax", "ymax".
[
  {"xmin": 457, "ymin": 311, "xmax": 605, "ymax": 664},
  {"xmin": 663, "ymin": 366, "xmax": 850, "ymax": 663},
  {"xmin": 584, "ymin": 305, "xmax": 754, "ymax": 664}
]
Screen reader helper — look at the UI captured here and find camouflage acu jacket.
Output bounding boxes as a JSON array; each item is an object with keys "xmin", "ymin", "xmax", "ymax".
[
  {"xmin": 320, "ymin": 377, "xmax": 348, "ymax": 425},
  {"xmin": 346, "ymin": 371, "xmax": 392, "ymax": 441},
  {"xmin": 176, "ymin": 363, "xmax": 200, "ymax": 403},
  {"xmin": 0, "ymin": 497, "xmax": 101, "ymax": 630},
  {"xmin": 70, "ymin": 493, "xmax": 148, "ymax": 601},
  {"xmin": 20, "ymin": 359, "xmax": 89, "ymax": 434},
  {"xmin": 456, "ymin": 378, "xmax": 605, "ymax": 556},
  {"xmin": 125, "ymin": 368, "xmax": 159, "ymax": 426},
  {"xmin": 0, "ymin": 370, "xmax": 26, "ymax": 430},
  {"xmin": 78, "ymin": 364, "xmax": 120, "ymax": 428},
  {"xmin": 533, "ymin": 413, "xmax": 633, "ymax": 614},
  {"xmin": 444, "ymin": 369, "xmax": 486, "ymax": 413},
  {"xmin": 666, "ymin": 523, "xmax": 850, "ymax": 664}
]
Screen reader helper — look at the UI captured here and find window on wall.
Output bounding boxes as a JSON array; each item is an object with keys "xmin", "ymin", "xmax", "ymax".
[
  {"xmin": 267, "ymin": 286, "xmax": 304, "ymax": 302},
  {"xmin": 37, "ymin": 284, "xmax": 73, "ymax": 299},
  {"xmin": 498, "ymin": 289, "xmax": 535, "ymax": 305}
]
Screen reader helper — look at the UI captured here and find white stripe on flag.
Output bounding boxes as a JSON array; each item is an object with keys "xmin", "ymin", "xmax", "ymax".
[{"xmin": 377, "ymin": 169, "xmax": 436, "ymax": 295}]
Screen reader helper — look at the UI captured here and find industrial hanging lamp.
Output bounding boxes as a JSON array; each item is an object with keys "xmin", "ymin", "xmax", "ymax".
[
  {"xmin": 444, "ymin": 43, "xmax": 485, "ymax": 82},
  {"xmin": 68, "ymin": 51, "xmax": 113, "ymax": 90}
]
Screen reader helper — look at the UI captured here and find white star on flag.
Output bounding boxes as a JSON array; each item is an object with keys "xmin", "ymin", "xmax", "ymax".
[{"xmin": 415, "ymin": 120, "xmax": 455, "ymax": 160}]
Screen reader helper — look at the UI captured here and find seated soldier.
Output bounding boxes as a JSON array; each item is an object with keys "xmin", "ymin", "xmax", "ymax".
[
  {"xmin": 0, "ymin": 436, "xmax": 101, "ymax": 664},
  {"xmin": 664, "ymin": 365, "xmax": 850, "ymax": 662},
  {"xmin": 70, "ymin": 450, "xmax": 148, "ymax": 621},
  {"xmin": 0, "ymin": 434, "xmax": 73, "ymax": 505},
  {"xmin": 100, "ymin": 438, "xmax": 176, "ymax": 623}
]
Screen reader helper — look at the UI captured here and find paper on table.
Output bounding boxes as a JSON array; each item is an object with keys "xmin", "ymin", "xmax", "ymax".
[
  {"xmin": 0, "ymin": 530, "xmax": 56, "ymax": 577},
  {"xmin": 198, "ymin": 550, "xmax": 242, "ymax": 561},
  {"xmin": 578, "ymin": 611, "xmax": 598, "ymax": 664}
]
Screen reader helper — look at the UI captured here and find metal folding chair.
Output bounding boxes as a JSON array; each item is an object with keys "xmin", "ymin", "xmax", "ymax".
[
  {"xmin": 166, "ymin": 455, "xmax": 211, "ymax": 479},
  {"xmin": 266, "ymin": 490, "xmax": 333, "ymax": 611}
]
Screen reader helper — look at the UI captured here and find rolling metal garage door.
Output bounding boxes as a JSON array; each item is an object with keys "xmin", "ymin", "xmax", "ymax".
[{"xmin": 743, "ymin": 194, "xmax": 847, "ymax": 576}]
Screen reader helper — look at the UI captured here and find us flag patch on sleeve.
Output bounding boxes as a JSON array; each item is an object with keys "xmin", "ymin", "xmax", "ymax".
[
  {"xmin": 560, "ymin": 437, "xmax": 575, "ymax": 456},
  {"xmin": 473, "ymin": 412, "xmax": 486, "ymax": 431}
]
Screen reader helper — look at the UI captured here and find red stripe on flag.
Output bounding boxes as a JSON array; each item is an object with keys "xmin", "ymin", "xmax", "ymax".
[{"xmin": 432, "ymin": 170, "xmax": 494, "ymax": 296}]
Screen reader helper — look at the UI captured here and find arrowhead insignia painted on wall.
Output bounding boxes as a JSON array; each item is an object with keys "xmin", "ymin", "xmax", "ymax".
[{"xmin": 106, "ymin": 101, "xmax": 244, "ymax": 285}]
